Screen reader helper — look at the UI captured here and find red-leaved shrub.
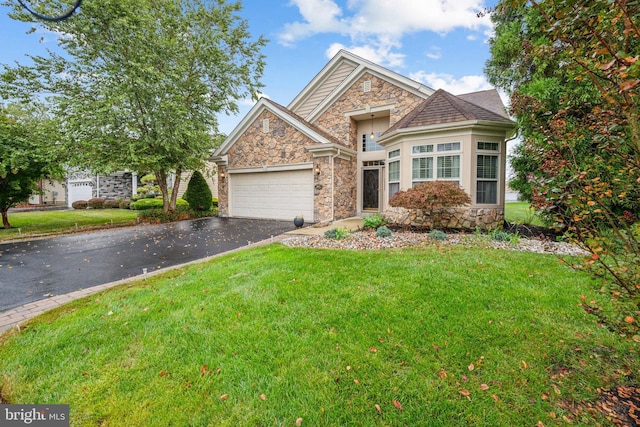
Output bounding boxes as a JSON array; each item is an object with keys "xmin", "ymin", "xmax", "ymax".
[{"xmin": 389, "ymin": 181, "xmax": 471, "ymax": 211}]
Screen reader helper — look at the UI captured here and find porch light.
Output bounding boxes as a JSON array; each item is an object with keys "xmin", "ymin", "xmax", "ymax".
[
  {"xmin": 314, "ymin": 165, "xmax": 321, "ymax": 176},
  {"xmin": 220, "ymin": 171, "xmax": 225, "ymax": 180},
  {"xmin": 369, "ymin": 114, "xmax": 375, "ymax": 140}
]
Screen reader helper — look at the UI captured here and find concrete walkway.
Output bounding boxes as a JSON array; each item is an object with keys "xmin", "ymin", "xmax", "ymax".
[{"xmin": 0, "ymin": 217, "xmax": 364, "ymax": 335}]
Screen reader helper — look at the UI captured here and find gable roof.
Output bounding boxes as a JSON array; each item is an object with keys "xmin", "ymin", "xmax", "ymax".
[
  {"xmin": 381, "ymin": 89, "xmax": 514, "ymax": 138},
  {"xmin": 288, "ymin": 50, "xmax": 435, "ymax": 122},
  {"xmin": 213, "ymin": 97, "xmax": 341, "ymax": 156}
]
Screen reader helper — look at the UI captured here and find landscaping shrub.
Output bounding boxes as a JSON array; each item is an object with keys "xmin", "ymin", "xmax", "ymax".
[
  {"xmin": 184, "ymin": 171, "xmax": 212, "ymax": 211},
  {"xmin": 389, "ymin": 181, "xmax": 471, "ymax": 211},
  {"xmin": 363, "ymin": 213, "xmax": 386, "ymax": 230},
  {"xmin": 87, "ymin": 197, "xmax": 105, "ymax": 209},
  {"xmin": 103, "ymin": 199, "xmax": 120, "ymax": 209},
  {"xmin": 137, "ymin": 208, "xmax": 191, "ymax": 224},
  {"xmin": 428, "ymin": 229, "xmax": 447, "ymax": 241},
  {"xmin": 212, "ymin": 197, "xmax": 219, "ymax": 208},
  {"xmin": 389, "ymin": 181, "xmax": 471, "ymax": 229},
  {"xmin": 71, "ymin": 200, "xmax": 88, "ymax": 210},
  {"xmin": 324, "ymin": 228, "xmax": 350, "ymax": 240},
  {"xmin": 376, "ymin": 225, "xmax": 392, "ymax": 238},
  {"xmin": 132, "ymin": 198, "xmax": 188, "ymax": 210},
  {"xmin": 490, "ymin": 229, "xmax": 512, "ymax": 242},
  {"xmin": 119, "ymin": 200, "xmax": 131, "ymax": 210}
]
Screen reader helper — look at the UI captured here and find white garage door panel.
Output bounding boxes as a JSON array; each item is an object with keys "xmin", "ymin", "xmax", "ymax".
[{"xmin": 230, "ymin": 170, "xmax": 313, "ymax": 220}]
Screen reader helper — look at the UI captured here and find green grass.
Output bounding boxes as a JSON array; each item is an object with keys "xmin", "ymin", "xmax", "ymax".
[
  {"xmin": 505, "ymin": 201, "xmax": 544, "ymax": 226},
  {"xmin": 0, "ymin": 210, "xmax": 138, "ymax": 241},
  {"xmin": 0, "ymin": 244, "xmax": 635, "ymax": 426}
]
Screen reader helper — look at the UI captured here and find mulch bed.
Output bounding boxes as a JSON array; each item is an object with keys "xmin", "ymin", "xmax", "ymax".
[{"xmin": 560, "ymin": 385, "xmax": 640, "ymax": 426}]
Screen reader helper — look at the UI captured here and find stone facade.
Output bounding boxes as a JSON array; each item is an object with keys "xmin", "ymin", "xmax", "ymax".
[
  {"xmin": 217, "ymin": 165, "xmax": 229, "ymax": 217},
  {"xmin": 99, "ymin": 172, "xmax": 133, "ymax": 200},
  {"xmin": 385, "ymin": 206, "xmax": 504, "ymax": 230},
  {"xmin": 227, "ymin": 110, "xmax": 315, "ymax": 168},
  {"xmin": 315, "ymin": 73, "xmax": 426, "ymax": 151}
]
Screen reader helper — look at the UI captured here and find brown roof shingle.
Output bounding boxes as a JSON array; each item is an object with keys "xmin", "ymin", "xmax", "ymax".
[{"xmin": 385, "ymin": 89, "xmax": 513, "ymax": 135}]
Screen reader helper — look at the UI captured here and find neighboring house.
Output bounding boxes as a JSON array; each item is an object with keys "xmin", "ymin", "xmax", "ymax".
[{"xmin": 212, "ymin": 50, "xmax": 515, "ymax": 228}]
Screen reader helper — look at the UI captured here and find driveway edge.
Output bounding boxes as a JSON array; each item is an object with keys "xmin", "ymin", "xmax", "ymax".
[{"xmin": 0, "ymin": 235, "xmax": 284, "ymax": 335}]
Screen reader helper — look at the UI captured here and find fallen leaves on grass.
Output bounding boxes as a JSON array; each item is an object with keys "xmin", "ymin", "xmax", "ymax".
[
  {"xmin": 393, "ymin": 400, "xmax": 403, "ymax": 410},
  {"xmin": 375, "ymin": 404, "xmax": 382, "ymax": 414}
]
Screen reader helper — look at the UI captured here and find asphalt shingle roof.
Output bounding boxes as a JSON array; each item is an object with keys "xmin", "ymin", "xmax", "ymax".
[{"xmin": 385, "ymin": 89, "xmax": 513, "ymax": 135}]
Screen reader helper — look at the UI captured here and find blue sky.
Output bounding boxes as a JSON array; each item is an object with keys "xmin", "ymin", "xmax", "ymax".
[{"xmin": 0, "ymin": 0, "xmax": 500, "ymax": 135}]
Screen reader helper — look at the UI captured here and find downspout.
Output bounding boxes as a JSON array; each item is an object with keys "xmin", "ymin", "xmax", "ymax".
[{"xmin": 330, "ymin": 148, "xmax": 342, "ymax": 222}]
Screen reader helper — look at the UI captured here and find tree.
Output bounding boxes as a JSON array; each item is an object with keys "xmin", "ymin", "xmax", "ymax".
[
  {"xmin": 0, "ymin": 104, "xmax": 61, "ymax": 228},
  {"xmin": 486, "ymin": 0, "xmax": 640, "ymax": 336},
  {"xmin": 2, "ymin": 0, "xmax": 266, "ymax": 212},
  {"xmin": 184, "ymin": 170, "xmax": 212, "ymax": 211}
]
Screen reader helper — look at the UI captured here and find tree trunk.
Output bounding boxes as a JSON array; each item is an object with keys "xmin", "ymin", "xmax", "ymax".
[
  {"xmin": 1, "ymin": 208, "xmax": 10, "ymax": 229},
  {"xmin": 169, "ymin": 168, "xmax": 182, "ymax": 211},
  {"xmin": 155, "ymin": 170, "xmax": 170, "ymax": 212}
]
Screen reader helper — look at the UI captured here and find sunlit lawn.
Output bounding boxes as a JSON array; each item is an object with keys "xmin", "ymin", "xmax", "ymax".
[
  {"xmin": 0, "ymin": 209, "xmax": 138, "ymax": 241},
  {"xmin": 0, "ymin": 244, "xmax": 635, "ymax": 426},
  {"xmin": 505, "ymin": 201, "xmax": 544, "ymax": 227}
]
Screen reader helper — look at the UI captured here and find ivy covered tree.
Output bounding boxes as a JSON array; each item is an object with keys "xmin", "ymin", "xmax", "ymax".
[
  {"xmin": 1, "ymin": 0, "xmax": 266, "ymax": 212},
  {"xmin": 486, "ymin": 0, "xmax": 640, "ymax": 336},
  {"xmin": 0, "ymin": 104, "xmax": 61, "ymax": 228}
]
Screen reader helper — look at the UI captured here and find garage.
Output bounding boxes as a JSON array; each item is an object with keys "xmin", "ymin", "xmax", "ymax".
[{"xmin": 229, "ymin": 169, "xmax": 314, "ymax": 221}]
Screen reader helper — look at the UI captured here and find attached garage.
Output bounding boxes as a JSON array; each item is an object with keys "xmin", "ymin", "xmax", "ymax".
[{"xmin": 229, "ymin": 168, "xmax": 314, "ymax": 221}]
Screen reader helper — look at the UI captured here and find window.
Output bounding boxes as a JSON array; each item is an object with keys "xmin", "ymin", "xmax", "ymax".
[
  {"xmin": 476, "ymin": 154, "xmax": 498, "ymax": 204},
  {"xmin": 477, "ymin": 141, "xmax": 499, "ymax": 151},
  {"xmin": 362, "ymin": 133, "xmax": 383, "ymax": 152},
  {"xmin": 388, "ymin": 149, "xmax": 400, "ymax": 159},
  {"xmin": 437, "ymin": 142, "xmax": 460, "ymax": 152},
  {"xmin": 476, "ymin": 141, "xmax": 500, "ymax": 204},
  {"xmin": 388, "ymin": 160, "xmax": 400, "ymax": 198},
  {"xmin": 411, "ymin": 141, "xmax": 461, "ymax": 186},
  {"xmin": 412, "ymin": 144, "xmax": 433, "ymax": 154},
  {"xmin": 437, "ymin": 155, "xmax": 460, "ymax": 179},
  {"xmin": 412, "ymin": 157, "xmax": 433, "ymax": 186}
]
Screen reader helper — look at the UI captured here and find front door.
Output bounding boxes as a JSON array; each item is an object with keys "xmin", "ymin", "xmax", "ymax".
[{"xmin": 362, "ymin": 169, "xmax": 380, "ymax": 210}]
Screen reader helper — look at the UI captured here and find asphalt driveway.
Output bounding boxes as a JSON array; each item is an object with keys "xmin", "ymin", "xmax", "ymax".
[{"xmin": 0, "ymin": 217, "xmax": 294, "ymax": 313}]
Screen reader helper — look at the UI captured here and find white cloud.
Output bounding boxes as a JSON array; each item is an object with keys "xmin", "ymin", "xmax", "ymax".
[
  {"xmin": 425, "ymin": 46, "xmax": 441, "ymax": 60},
  {"xmin": 325, "ymin": 42, "xmax": 405, "ymax": 68},
  {"xmin": 279, "ymin": 0, "xmax": 491, "ymax": 70},
  {"xmin": 279, "ymin": 0, "xmax": 491, "ymax": 43},
  {"xmin": 409, "ymin": 71, "xmax": 492, "ymax": 95}
]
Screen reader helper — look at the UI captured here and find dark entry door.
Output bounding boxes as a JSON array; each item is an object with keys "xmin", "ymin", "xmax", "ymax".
[{"xmin": 363, "ymin": 169, "xmax": 380, "ymax": 210}]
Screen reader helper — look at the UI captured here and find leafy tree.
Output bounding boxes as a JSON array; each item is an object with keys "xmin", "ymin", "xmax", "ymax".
[
  {"xmin": 486, "ymin": 0, "xmax": 640, "ymax": 336},
  {"xmin": 1, "ymin": 0, "xmax": 266, "ymax": 212},
  {"xmin": 0, "ymin": 104, "xmax": 61, "ymax": 228},
  {"xmin": 184, "ymin": 170, "xmax": 212, "ymax": 211}
]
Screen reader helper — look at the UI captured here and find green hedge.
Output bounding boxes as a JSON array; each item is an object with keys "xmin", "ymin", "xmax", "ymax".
[{"xmin": 131, "ymin": 198, "xmax": 189, "ymax": 210}]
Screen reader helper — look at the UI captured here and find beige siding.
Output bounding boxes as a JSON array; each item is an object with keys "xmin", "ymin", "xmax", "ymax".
[
  {"xmin": 292, "ymin": 62, "xmax": 357, "ymax": 118},
  {"xmin": 177, "ymin": 163, "xmax": 218, "ymax": 199}
]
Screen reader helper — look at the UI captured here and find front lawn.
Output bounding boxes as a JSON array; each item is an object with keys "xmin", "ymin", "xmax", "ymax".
[
  {"xmin": 0, "ymin": 244, "xmax": 635, "ymax": 426},
  {"xmin": 0, "ymin": 209, "xmax": 139, "ymax": 241}
]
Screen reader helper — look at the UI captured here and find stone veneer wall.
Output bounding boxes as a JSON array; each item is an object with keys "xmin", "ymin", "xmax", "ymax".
[
  {"xmin": 99, "ymin": 173, "xmax": 133, "ymax": 200},
  {"xmin": 385, "ymin": 206, "xmax": 504, "ymax": 230},
  {"xmin": 314, "ymin": 73, "xmax": 427, "ymax": 150},
  {"xmin": 227, "ymin": 110, "xmax": 315, "ymax": 168},
  {"xmin": 333, "ymin": 157, "xmax": 357, "ymax": 219},
  {"xmin": 217, "ymin": 165, "xmax": 229, "ymax": 217}
]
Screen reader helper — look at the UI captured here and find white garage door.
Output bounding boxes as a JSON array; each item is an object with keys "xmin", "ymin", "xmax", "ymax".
[
  {"xmin": 67, "ymin": 180, "xmax": 93, "ymax": 207},
  {"xmin": 230, "ymin": 169, "xmax": 314, "ymax": 220}
]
